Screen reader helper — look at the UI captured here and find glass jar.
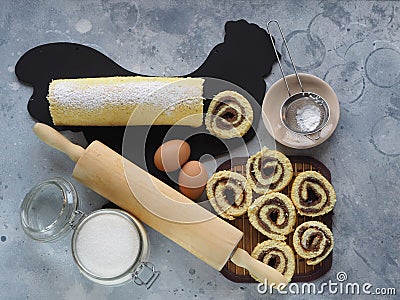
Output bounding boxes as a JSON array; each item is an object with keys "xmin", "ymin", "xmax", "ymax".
[{"xmin": 20, "ymin": 178, "xmax": 159, "ymax": 288}]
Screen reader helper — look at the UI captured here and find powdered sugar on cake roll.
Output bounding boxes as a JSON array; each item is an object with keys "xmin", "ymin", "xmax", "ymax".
[
  {"xmin": 47, "ymin": 76, "xmax": 204, "ymax": 126},
  {"xmin": 51, "ymin": 78, "xmax": 202, "ymax": 110}
]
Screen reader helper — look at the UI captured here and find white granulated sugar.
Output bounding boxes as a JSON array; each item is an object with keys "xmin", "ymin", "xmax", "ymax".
[
  {"xmin": 51, "ymin": 79, "xmax": 201, "ymax": 111},
  {"xmin": 75, "ymin": 213, "xmax": 141, "ymax": 278},
  {"xmin": 295, "ymin": 104, "xmax": 321, "ymax": 132}
]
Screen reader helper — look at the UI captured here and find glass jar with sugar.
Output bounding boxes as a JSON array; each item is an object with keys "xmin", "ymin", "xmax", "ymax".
[{"xmin": 20, "ymin": 177, "xmax": 159, "ymax": 288}]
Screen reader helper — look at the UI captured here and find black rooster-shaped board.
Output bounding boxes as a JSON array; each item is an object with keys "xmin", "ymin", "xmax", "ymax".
[{"xmin": 16, "ymin": 20, "xmax": 278, "ymax": 186}]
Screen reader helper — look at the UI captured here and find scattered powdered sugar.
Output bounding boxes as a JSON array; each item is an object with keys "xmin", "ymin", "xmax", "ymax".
[
  {"xmin": 8, "ymin": 82, "xmax": 20, "ymax": 91},
  {"xmin": 75, "ymin": 213, "xmax": 141, "ymax": 278},
  {"xmin": 295, "ymin": 104, "xmax": 321, "ymax": 132},
  {"xmin": 75, "ymin": 19, "xmax": 92, "ymax": 34}
]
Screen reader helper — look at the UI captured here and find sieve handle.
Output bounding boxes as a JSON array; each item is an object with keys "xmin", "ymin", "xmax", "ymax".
[
  {"xmin": 306, "ymin": 131, "xmax": 321, "ymax": 141},
  {"xmin": 266, "ymin": 20, "xmax": 304, "ymax": 96}
]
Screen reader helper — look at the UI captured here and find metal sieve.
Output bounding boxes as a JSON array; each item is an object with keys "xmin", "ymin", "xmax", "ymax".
[{"xmin": 266, "ymin": 20, "xmax": 330, "ymax": 140}]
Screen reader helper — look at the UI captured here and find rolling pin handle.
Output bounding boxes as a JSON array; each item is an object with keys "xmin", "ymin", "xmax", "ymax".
[
  {"xmin": 33, "ymin": 123, "xmax": 85, "ymax": 162},
  {"xmin": 230, "ymin": 248, "xmax": 288, "ymax": 289}
]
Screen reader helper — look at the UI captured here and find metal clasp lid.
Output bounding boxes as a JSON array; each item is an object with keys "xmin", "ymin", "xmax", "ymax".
[
  {"xmin": 133, "ymin": 262, "xmax": 160, "ymax": 289},
  {"xmin": 68, "ymin": 210, "xmax": 86, "ymax": 228}
]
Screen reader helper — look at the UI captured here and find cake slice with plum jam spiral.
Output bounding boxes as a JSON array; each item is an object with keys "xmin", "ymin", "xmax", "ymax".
[
  {"xmin": 205, "ymin": 91, "xmax": 253, "ymax": 139},
  {"xmin": 251, "ymin": 240, "xmax": 295, "ymax": 283},
  {"xmin": 290, "ymin": 171, "xmax": 336, "ymax": 217},
  {"xmin": 293, "ymin": 221, "xmax": 334, "ymax": 265},
  {"xmin": 206, "ymin": 170, "xmax": 252, "ymax": 220},
  {"xmin": 248, "ymin": 192, "xmax": 296, "ymax": 240},
  {"xmin": 246, "ymin": 147, "xmax": 293, "ymax": 194}
]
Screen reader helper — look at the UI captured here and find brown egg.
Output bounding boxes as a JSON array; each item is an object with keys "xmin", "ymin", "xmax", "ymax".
[
  {"xmin": 154, "ymin": 140, "xmax": 191, "ymax": 172},
  {"xmin": 178, "ymin": 161, "xmax": 208, "ymax": 200}
]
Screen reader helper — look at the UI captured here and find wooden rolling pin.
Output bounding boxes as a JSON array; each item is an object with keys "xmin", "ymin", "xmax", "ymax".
[{"xmin": 33, "ymin": 123, "xmax": 288, "ymax": 287}]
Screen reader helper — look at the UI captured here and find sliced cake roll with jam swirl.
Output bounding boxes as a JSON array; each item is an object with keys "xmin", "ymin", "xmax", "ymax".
[
  {"xmin": 206, "ymin": 170, "xmax": 252, "ymax": 220},
  {"xmin": 246, "ymin": 147, "xmax": 293, "ymax": 194},
  {"xmin": 248, "ymin": 192, "xmax": 296, "ymax": 240},
  {"xmin": 251, "ymin": 240, "xmax": 295, "ymax": 283},
  {"xmin": 291, "ymin": 171, "xmax": 336, "ymax": 217},
  {"xmin": 293, "ymin": 221, "xmax": 334, "ymax": 265},
  {"xmin": 205, "ymin": 91, "xmax": 253, "ymax": 139}
]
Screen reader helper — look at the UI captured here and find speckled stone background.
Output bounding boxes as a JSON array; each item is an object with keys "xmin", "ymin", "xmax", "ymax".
[{"xmin": 1, "ymin": 0, "xmax": 399, "ymax": 299}]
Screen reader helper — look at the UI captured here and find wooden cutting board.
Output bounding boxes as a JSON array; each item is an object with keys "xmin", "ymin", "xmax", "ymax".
[{"xmin": 217, "ymin": 156, "xmax": 333, "ymax": 283}]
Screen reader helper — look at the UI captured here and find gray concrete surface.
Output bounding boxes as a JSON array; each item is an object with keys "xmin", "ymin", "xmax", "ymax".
[{"xmin": 1, "ymin": 0, "xmax": 399, "ymax": 299}]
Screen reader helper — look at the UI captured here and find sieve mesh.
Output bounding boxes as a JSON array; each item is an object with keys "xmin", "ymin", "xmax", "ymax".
[{"xmin": 284, "ymin": 97, "xmax": 327, "ymax": 133}]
